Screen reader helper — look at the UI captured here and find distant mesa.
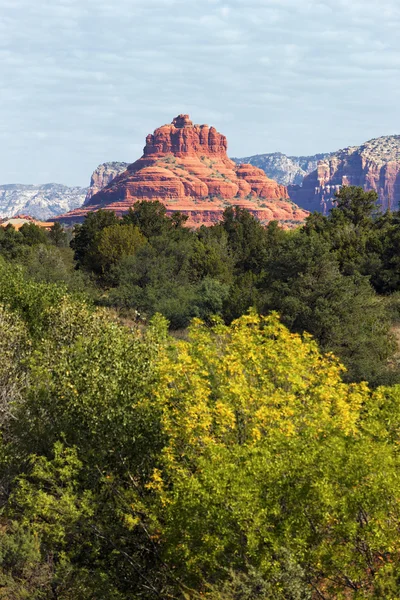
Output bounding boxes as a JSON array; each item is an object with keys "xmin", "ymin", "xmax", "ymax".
[
  {"xmin": 288, "ymin": 136, "xmax": 400, "ymax": 214},
  {"xmin": 232, "ymin": 152, "xmax": 332, "ymax": 186},
  {"xmin": 56, "ymin": 115, "xmax": 308, "ymax": 228},
  {"xmin": 0, "ymin": 183, "xmax": 87, "ymax": 221}
]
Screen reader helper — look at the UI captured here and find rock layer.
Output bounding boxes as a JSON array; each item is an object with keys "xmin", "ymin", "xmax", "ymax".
[
  {"xmin": 233, "ymin": 152, "xmax": 332, "ymax": 186},
  {"xmin": 289, "ymin": 136, "xmax": 400, "ymax": 214},
  {"xmin": 57, "ymin": 115, "xmax": 307, "ymax": 227},
  {"xmin": 85, "ymin": 162, "xmax": 129, "ymax": 203}
]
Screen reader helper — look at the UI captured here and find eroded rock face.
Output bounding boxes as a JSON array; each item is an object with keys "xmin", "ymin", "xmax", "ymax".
[
  {"xmin": 289, "ymin": 136, "xmax": 400, "ymax": 214},
  {"xmin": 233, "ymin": 152, "xmax": 332, "ymax": 186},
  {"xmin": 85, "ymin": 162, "xmax": 130, "ymax": 202},
  {"xmin": 57, "ymin": 115, "xmax": 308, "ymax": 227}
]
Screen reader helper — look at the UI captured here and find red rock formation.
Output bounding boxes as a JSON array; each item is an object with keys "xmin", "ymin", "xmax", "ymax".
[
  {"xmin": 57, "ymin": 115, "xmax": 308, "ymax": 227},
  {"xmin": 289, "ymin": 136, "xmax": 400, "ymax": 214}
]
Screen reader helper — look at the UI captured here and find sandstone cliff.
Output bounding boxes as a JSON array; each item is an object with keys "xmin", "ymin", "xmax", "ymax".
[
  {"xmin": 233, "ymin": 152, "xmax": 331, "ymax": 186},
  {"xmin": 85, "ymin": 162, "xmax": 129, "ymax": 203},
  {"xmin": 289, "ymin": 136, "xmax": 400, "ymax": 214},
  {"xmin": 57, "ymin": 115, "xmax": 308, "ymax": 228}
]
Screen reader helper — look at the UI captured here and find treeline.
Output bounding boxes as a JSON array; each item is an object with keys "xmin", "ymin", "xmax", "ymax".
[
  {"xmin": 2, "ymin": 189, "xmax": 400, "ymax": 387},
  {"xmin": 1, "ymin": 262, "xmax": 400, "ymax": 598},
  {"xmin": 68, "ymin": 187, "xmax": 400, "ymax": 386},
  {"xmin": 0, "ymin": 220, "xmax": 90, "ymax": 293}
]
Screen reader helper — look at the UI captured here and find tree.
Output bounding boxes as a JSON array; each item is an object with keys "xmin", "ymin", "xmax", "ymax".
[
  {"xmin": 193, "ymin": 277, "xmax": 229, "ymax": 323},
  {"xmin": 259, "ymin": 236, "xmax": 395, "ymax": 384},
  {"xmin": 332, "ymin": 185, "xmax": 379, "ymax": 227},
  {"xmin": 145, "ymin": 313, "xmax": 400, "ymax": 597},
  {"xmin": 0, "ymin": 305, "xmax": 28, "ymax": 447},
  {"xmin": 219, "ymin": 206, "xmax": 268, "ymax": 273},
  {"xmin": 304, "ymin": 188, "xmax": 385, "ymax": 282},
  {"xmin": 19, "ymin": 223, "xmax": 49, "ymax": 246},
  {"xmin": 70, "ymin": 210, "xmax": 118, "ymax": 272},
  {"xmin": 2, "ymin": 264, "xmax": 400, "ymax": 597},
  {"xmin": 189, "ymin": 234, "xmax": 233, "ymax": 284},
  {"xmin": 122, "ymin": 201, "xmax": 172, "ymax": 239},
  {"xmin": 0, "ymin": 259, "xmax": 67, "ymax": 337},
  {"xmin": 97, "ymin": 223, "xmax": 146, "ymax": 274},
  {"xmin": 48, "ymin": 222, "xmax": 67, "ymax": 247},
  {"xmin": 170, "ymin": 211, "xmax": 189, "ymax": 229},
  {"xmin": 0, "ymin": 225, "xmax": 25, "ymax": 260},
  {"xmin": 108, "ymin": 234, "xmax": 201, "ymax": 328},
  {"xmin": 203, "ymin": 561, "xmax": 311, "ymax": 600},
  {"xmin": 223, "ymin": 271, "xmax": 260, "ymax": 323}
]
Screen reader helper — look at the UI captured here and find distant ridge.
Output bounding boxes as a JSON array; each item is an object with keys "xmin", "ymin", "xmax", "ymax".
[
  {"xmin": 0, "ymin": 183, "xmax": 87, "ymax": 221},
  {"xmin": 288, "ymin": 135, "xmax": 400, "ymax": 213},
  {"xmin": 232, "ymin": 152, "xmax": 332, "ymax": 186}
]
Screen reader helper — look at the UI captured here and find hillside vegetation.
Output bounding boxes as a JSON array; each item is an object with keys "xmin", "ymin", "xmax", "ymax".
[{"xmin": 2, "ymin": 188, "xmax": 400, "ymax": 597}]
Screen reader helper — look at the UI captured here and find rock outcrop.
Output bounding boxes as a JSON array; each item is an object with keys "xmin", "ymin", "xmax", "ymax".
[
  {"xmin": 233, "ymin": 152, "xmax": 332, "ymax": 186},
  {"xmin": 57, "ymin": 115, "xmax": 308, "ymax": 228},
  {"xmin": 85, "ymin": 162, "xmax": 130, "ymax": 203},
  {"xmin": 289, "ymin": 136, "xmax": 400, "ymax": 214},
  {"xmin": 0, "ymin": 184, "xmax": 87, "ymax": 221}
]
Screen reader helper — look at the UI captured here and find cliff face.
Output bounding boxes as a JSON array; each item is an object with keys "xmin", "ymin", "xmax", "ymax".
[
  {"xmin": 0, "ymin": 184, "xmax": 87, "ymax": 220},
  {"xmin": 233, "ymin": 152, "xmax": 331, "ymax": 186},
  {"xmin": 289, "ymin": 136, "xmax": 400, "ymax": 214},
  {"xmin": 57, "ymin": 115, "xmax": 308, "ymax": 228},
  {"xmin": 85, "ymin": 162, "xmax": 130, "ymax": 203}
]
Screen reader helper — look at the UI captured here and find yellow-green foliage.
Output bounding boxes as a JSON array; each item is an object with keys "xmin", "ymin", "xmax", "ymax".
[
  {"xmin": 143, "ymin": 313, "xmax": 400, "ymax": 597},
  {"xmin": 97, "ymin": 223, "xmax": 146, "ymax": 271},
  {"xmin": 157, "ymin": 312, "xmax": 364, "ymax": 457},
  {"xmin": 1, "ymin": 270, "xmax": 400, "ymax": 599}
]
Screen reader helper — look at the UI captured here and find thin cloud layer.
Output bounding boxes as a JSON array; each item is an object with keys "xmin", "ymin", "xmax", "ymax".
[{"xmin": 1, "ymin": 0, "xmax": 399, "ymax": 184}]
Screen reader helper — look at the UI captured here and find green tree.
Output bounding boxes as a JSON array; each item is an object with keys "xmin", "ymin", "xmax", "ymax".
[
  {"xmin": 332, "ymin": 185, "xmax": 379, "ymax": 227},
  {"xmin": 19, "ymin": 223, "xmax": 49, "ymax": 246},
  {"xmin": 259, "ymin": 237, "xmax": 395, "ymax": 384},
  {"xmin": 0, "ymin": 259, "xmax": 67, "ymax": 337},
  {"xmin": 219, "ymin": 206, "xmax": 268, "ymax": 273},
  {"xmin": 122, "ymin": 201, "xmax": 172, "ymax": 239},
  {"xmin": 223, "ymin": 271, "xmax": 260, "ymax": 323},
  {"xmin": 70, "ymin": 210, "xmax": 118, "ymax": 273},
  {"xmin": 193, "ymin": 277, "xmax": 229, "ymax": 323},
  {"xmin": 97, "ymin": 223, "xmax": 146, "ymax": 274},
  {"xmin": 0, "ymin": 225, "xmax": 25, "ymax": 260},
  {"xmin": 189, "ymin": 235, "xmax": 233, "ymax": 284},
  {"xmin": 108, "ymin": 235, "xmax": 200, "ymax": 328},
  {"xmin": 48, "ymin": 222, "xmax": 67, "ymax": 247}
]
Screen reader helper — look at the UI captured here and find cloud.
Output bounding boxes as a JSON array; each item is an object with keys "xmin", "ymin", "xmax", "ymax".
[{"xmin": 1, "ymin": 0, "xmax": 400, "ymax": 184}]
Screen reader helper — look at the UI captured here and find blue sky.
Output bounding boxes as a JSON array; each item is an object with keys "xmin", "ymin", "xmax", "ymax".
[{"xmin": 1, "ymin": 0, "xmax": 400, "ymax": 185}]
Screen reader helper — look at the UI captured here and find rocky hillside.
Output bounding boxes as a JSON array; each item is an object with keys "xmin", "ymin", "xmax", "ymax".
[
  {"xmin": 232, "ymin": 152, "xmax": 331, "ymax": 186},
  {"xmin": 57, "ymin": 115, "xmax": 308, "ymax": 228},
  {"xmin": 0, "ymin": 184, "xmax": 88, "ymax": 221},
  {"xmin": 86, "ymin": 154, "xmax": 330, "ymax": 200},
  {"xmin": 85, "ymin": 162, "xmax": 129, "ymax": 203},
  {"xmin": 289, "ymin": 136, "xmax": 400, "ymax": 213}
]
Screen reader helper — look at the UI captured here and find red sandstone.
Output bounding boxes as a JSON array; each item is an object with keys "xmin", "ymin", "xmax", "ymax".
[{"xmin": 57, "ymin": 115, "xmax": 308, "ymax": 227}]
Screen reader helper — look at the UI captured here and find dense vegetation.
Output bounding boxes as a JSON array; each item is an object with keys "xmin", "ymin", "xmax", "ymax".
[
  {"xmin": 2, "ymin": 188, "xmax": 400, "ymax": 597},
  {"xmin": 68, "ymin": 188, "xmax": 400, "ymax": 386}
]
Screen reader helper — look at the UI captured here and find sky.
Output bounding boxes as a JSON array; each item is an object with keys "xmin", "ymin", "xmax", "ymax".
[{"xmin": 1, "ymin": 0, "xmax": 400, "ymax": 186}]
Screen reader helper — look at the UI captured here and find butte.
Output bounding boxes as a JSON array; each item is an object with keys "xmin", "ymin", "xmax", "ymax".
[{"xmin": 57, "ymin": 115, "xmax": 308, "ymax": 227}]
